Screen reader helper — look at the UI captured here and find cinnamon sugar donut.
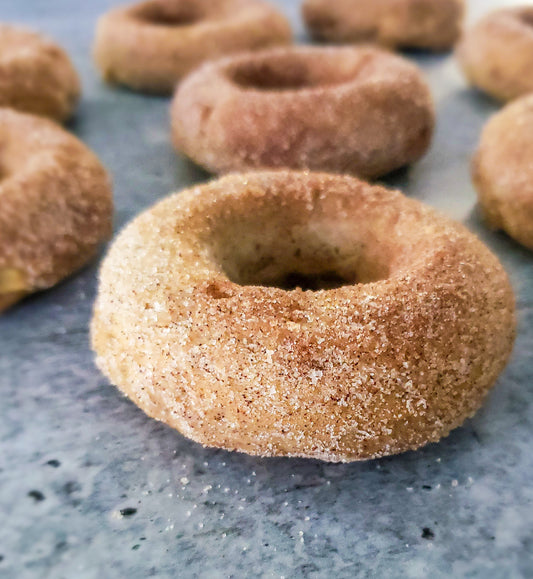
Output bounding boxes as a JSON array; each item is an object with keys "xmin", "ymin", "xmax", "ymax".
[
  {"xmin": 457, "ymin": 7, "xmax": 533, "ymax": 102},
  {"xmin": 0, "ymin": 109, "xmax": 113, "ymax": 312},
  {"xmin": 94, "ymin": 0, "xmax": 292, "ymax": 94},
  {"xmin": 0, "ymin": 25, "xmax": 80, "ymax": 122},
  {"xmin": 472, "ymin": 95, "xmax": 533, "ymax": 250},
  {"xmin": 171, "ymin": 46, "xmax": 434, "ymax": 177},
  {"xmin": 303, "ymin": 0, "xmax": 464, "ymax": 51},
  {"xmin": 91, "ymin": 171, "xmax": 515, "ymax": 462}
]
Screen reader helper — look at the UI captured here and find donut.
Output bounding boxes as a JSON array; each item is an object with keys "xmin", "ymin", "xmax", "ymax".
[
  {"xmin": 170, "ymin": 46, "xmax": 434, "ymax": 178},
  {"xmin": 302, "ymin": 0, "xmax": 464, "ymax": 51},
  {"xmin": 472, "ymin": 95, "xmax": 533, "ymax": 250},
  {"xmin": 457, "ymin": 7, "xmax": 533, "ymax": 102},
  {"xmin": 0, "ymin": 109, "xmax": 113, "ymax": 312},
  {"xmin": 91, "ymin": 171, "xmax": 515, "ymax": 462},
  {"xmin": 93, "ymin": 0, "xmax": 292, "ymax": 94},
  {"xmin": 0, "ymin": 25, "xmax": 80, "ymax": 122}
]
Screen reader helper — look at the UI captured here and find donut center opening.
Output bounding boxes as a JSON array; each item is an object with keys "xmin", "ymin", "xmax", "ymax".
[
  {"xmin": 225, "ymin": 259, "xmax": 383, "ymax": 291},
  {"xmin": 231, "ymin": 64, "xmax": 317, "ymax": 92},
  {"xmin": 519, "ymin": 11, "xmax": 533, "ymax": 27},
  {"xmin": 262, "ymin": 270, "xmax": 356, "ymax": 291},
  {"xmin": 205, "ymin": 178, "xmax": 397, "ymax": 293},
  {"xmin": 221, "ymin": 253, "xmax": 385, "ymax": 291},
  {"xmin": 228, "ymin": 53, "xmax": 376, "ymax": 92},
  {"xmin": 213, "ymin": 229, "xmax": 390, "ymax": 292},
  {"xmin": 136, "ymin": 3, "xmax": 202, "ymax": 27}
]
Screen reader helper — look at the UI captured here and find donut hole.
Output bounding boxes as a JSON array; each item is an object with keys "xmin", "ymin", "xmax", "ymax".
[
  {"xmin": 228, "ymin": 51, "xmax": 377, "ymax": 92},
  {"xmin": 519, "ymin": 10, "xmax": 533, "ymax": 27},
  {"xmin": 221, "ymin": 248, "xmax": 388, "ymax": 290},
  {"xmin": 231, "ymin": 63, "xmax": 317, "ymax": 91},
  {"xmin": 134, "ymin": 2, "xmax": 202, "ymax": 27},
  {"xmin": 211, "ymin": 220, "xmax": 391, "ymax": 291},
  {"xmin": 231, "ymin": 257, "xmax": 388, "ymax": 289},
  {"xmin": 274, "ymin": 271, "xmax": 353, "ymax": 291}
]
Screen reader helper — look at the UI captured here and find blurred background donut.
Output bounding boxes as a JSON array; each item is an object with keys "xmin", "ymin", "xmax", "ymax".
[
  {"xmin": 93, "ymin": 0, "xmax": 292, "ymax": 94},
  {"xmin": 171, "ymin": 45, "xmax": 434, "ymax": 177},
  {"xmin": 0, "ymin": 24, "xmax": 80, "ymax": 122}
]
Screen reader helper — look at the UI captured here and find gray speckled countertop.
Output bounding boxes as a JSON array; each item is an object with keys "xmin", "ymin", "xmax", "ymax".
[{"xmin": 1, "ymin": 0, "xmax": 532, "ymax": 577}]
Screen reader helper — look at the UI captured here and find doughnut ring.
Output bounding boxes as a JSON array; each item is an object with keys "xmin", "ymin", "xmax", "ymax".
[
  {"xmin": 171, "ymin": 46, "xmax": 434, "ymax": 178},
  {"xmin": 91, "ymin": 171, "xmax": 515, "ymax": 462},
  {"xmin": 0, "ymin": 25, "xmax": 80, "ymax": 122},
  {"xmin": 473, "ymin": 95, "xmax": 533, "ymax": 250},
  {"xmin": 302, "ymin": 0, "xmax": 464, "ymax": 51},
  {"xmin": 0, "ymin": 109, "xmax": 113, "ymax": 312},
  {"xmin": 457, "ymin": 7, "xmax": 533, "ymax": 102},
  {"xmin": 94, "ymin": 0, "xmax": 292, "ymax": 94}
]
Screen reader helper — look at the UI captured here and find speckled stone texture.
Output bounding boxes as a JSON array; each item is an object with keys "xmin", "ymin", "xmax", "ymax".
[{"xmin": 0, "ymin": 0, "xmax": 532, "ymax": 578}]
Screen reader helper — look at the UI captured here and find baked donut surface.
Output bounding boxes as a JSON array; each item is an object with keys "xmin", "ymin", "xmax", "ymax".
[
  {"xmin": 171, "ymin": 46, "xmax": 434, "ymax": 177},
  {"xmin": 94, "ymin": 0, "xmax": 292, "ymax": 94},
  {"xmin": 0, "ymin": 25, "xmax": 80, "ymax": 122},
  {"xmin": 457, "ymin": 7, "xmax": 533, "ymax": 102},
  {"xmin": 0, "ymin": 109, "xmax": 113, "ymax": 312},
  {"xmin": 302, "ymin": 0, "xmax": 464, "ymax": 51},
  {"xmin": 473, "ymin": 95, "xmax": 533, "ymax": 250},
  {"xmin": 91, "ymin": 171, "xmax": 515, "ymax": 462}
]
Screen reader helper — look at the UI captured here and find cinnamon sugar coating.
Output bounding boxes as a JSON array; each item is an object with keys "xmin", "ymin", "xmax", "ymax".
[
  {"xmin": 0, "ymin": 109, "xmax": 113, "ymax": 312},
  {"xmin": 457, "ymin": 7, "xmax": 533, "ymax": 102},
  {"xmin": 91, "ymin": 171, "xmax": 515, "ymax": 462},
  {"xmin": 0, "ymin": 25, "xmax": 80, "ymax": 122},
  {"xmin": 303, "ymin": 0, "xmax": 464, "ymax": 51},
  {"xmin": 93, "ymin": 0, "xmax": 292, "ymax": 94},
  {"xmin": 171, "ymin": 46, "xmax": 434, "ymax": 178},
  {"xmin": 472, "ymin": 95, "xmax": 533, "ymax": 250}
]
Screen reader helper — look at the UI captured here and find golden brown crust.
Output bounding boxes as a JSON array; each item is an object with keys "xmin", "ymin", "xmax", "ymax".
[
  {"xmin": 472, "ymin": 95, "xmax": 533, "ymax": 250},
  {"xmin": 303, "ymin": 0, "xmax": 464, "ymax": 51},
  {"xmin": 0, "ymin": 25, "xmax": 80, "ymax": 122},
  {"xmin": 93, "ymin": 0, "xmax": 292, "ymax": 94},
  {"xmin": 91, "ymin": 171, "xmax": 515, "ymax": 462},
  {"xmin": 457, "ymin": 7, "xmax": 533, "ymax": 102},
  {"xmin": 0, "ymin": 108, "xmax": 113, "ymax": 312},
  {"xmin": 170, "ymin": 46, "xmax": 434, "ymax": 178}
]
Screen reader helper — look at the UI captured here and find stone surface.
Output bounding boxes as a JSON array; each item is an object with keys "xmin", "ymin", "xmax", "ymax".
[{"xmin": 0, "ymin": 1, "xmax": 532, "ymax": 577}]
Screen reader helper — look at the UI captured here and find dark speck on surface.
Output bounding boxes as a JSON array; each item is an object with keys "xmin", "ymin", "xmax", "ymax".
[
  {"xmin": 120, "ymin": 508, "xmax": 137, "ymax": 517},
  {"xmin": 0, "ymin": 555, "xmax": 4, "ymax": 563},
  {"xmin": 422, "ymin": 485, "xmax": 432, "ymax": 490},
  {"xmin": 132, "ymin": 544, "xmax": 140, "ymax": 550},
  {"xmin": 63, "ymin": 481, "xmax": 81, "ymax": 495},
  {"xmin": 45, "ymin": 459, "xmax": 61, "ymax": 468},
  {"xmin": 28, "ymin": 490, "xmax": 45, "ymax": 502},
  {"xmin": 56, "ymin": 541, "xmax": 68, "ymax": 553},
  {"xmin": 422, "ymin": 527, "xmax": 435, "ymax": 540}
]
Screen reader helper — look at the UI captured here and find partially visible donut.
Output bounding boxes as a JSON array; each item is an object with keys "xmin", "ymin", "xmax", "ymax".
[
  {"xmin": 91, "ymin": 171, "xmax": 515, "ymax": 462},
  {"xmin": 457, "ymin": 7, "xmax": 533, "ymax": 102},
  {"xmin": 0, "ymin": 25, "xmax": 80, "ymax": 122},
  {"xmin": 171, "ymin": 46, "xmax": 434, "ymax": 177},
  {"xmin": 472, "ymin": 94, "xmax": 533, "ymax": 250},
  {"xmin": 0, "ymin": 109, "xmax": 113, "ymax": 312},
  {"xmin": 302, "ymin": 0, "xmax": 464, "ymax": 51},
  {"xmin": 94, "ymin": 0, "xmax": 292, "ymax": 94}
]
